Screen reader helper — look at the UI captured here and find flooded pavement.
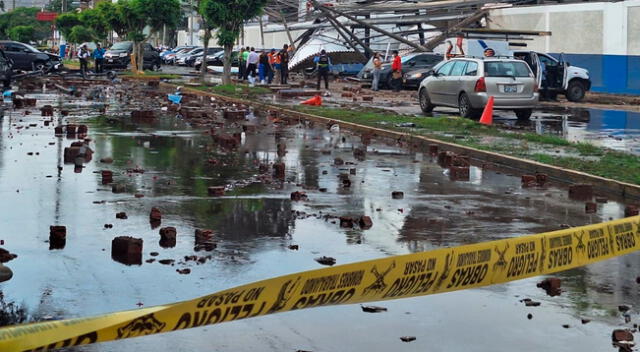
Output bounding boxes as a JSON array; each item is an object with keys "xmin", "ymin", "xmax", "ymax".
[{"xmin": 0, "ymin": 79, "xmax": 639, "ymax": 351}]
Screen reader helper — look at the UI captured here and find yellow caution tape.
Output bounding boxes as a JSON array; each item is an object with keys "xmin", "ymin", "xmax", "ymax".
[{"xmin": 2, "ymin": 216, "xmax": 639, "ymax": 351}]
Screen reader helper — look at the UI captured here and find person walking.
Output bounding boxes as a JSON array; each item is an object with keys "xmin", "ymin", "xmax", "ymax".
[
  {"xmin": 246, "ymin": 47, "xmax": 259, "ymax": 85},
  {"xmin": 279, "ymin": 44, "xmax": 290, "ymax": 85},
  {"xmin": 238, "ymin": 48, "xmax": 246, "ymax": 81},
  {"xmin": 258, "ymin": 51, "xmax": 269, "ymax": 84},
  {"xmin": 242, "ymin": 46, "xmax": 250, "ymax": 80},
  {"xmin": 390, "ymin": 50, "xmax": 402, "ymax": 92},
  {"xmin": 371, "ymin": 52, "xmax": 382, "ymax": 91},
  {"xmin": 93, "ymin": 43, "xmax": 105, "ymax": 74},
  {"xmin": 77, "ymin": 44, "xmax": 90, "ymax": 75},
  {"xmin": 313, "ymin": 49, "xmax": 331, "ymax": 90},
  {"xmin": 267, "ymin": 49, "xmax": 276, "ymax": 84}
]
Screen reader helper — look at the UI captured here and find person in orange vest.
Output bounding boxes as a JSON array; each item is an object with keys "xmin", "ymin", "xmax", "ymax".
[
  {"xmin": 390, "ymin": 50, "xmax": 402, "ymax": 92},
  {"xmin": 267, "ymin": 49, "xmax": 276, "ymax": 84}
]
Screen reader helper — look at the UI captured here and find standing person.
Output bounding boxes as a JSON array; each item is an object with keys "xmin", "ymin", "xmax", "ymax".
[
  {"xmin": 371, "ymin": 52, "xmax": 382, "ymax": 91},
  {"xmin": 279, "ymin": 44, "xmax": 290, "ymax": 85},
  {"xmin": 238, "ymin": 48, "xmax": 246, "ymax": 81},
  {"xmin": 242, "ymin": 46, "xmax": 250, "ymax": 80},
  {"xmin": 93, "ymin": 43, "xmax": 105, "ymax": 73},
  {"xmin": 390, "ymin": 50, "xmax": 402, "ymax": 92},
  {"xmin": 313, "ymin": 49, "xmax": 331, "ymax": 90},
  {"xmin": 267, "ymin": 49, "xmax": 276, "ymax": 84},
  {"xmin": 246, "ymin": 47, "xmax": 259, "ymax": 85},
  {"xmin": 272, "ymin": 48, "xmax": 281, "ymax": 84},
  {"xmin": 539, "ymin": 60, "xmax": 548, "ymax": 101},
  {"xmin": 77, "ymin": 44, "xmax": 90, "ymax": 75},
  {"xmin": 258, "ymin": 51, "xmax": 269, "ymax": 84}
]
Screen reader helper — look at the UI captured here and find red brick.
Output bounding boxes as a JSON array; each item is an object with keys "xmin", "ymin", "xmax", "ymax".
[
  {"xmin": 149, "ymin": 207, "xmax": 162, "ymax": 222},
  {"xmin": 208, "ymin": 186, "xmax": 225, "ymax": 197},
  {"xmin": 359, "ymin": 216, "xmax": 373, "ymax": 229}
]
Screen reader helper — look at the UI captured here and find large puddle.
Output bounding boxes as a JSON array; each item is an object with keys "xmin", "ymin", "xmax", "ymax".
[{"xmin": 0, "ymin": 79, "xmax": 637, "ymax": 351}]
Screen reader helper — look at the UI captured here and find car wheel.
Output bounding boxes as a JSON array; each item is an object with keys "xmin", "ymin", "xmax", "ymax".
[
  {"xmin": 419, "ymin": 88, "xmax": 434, "ymax": 114},
  {"xmin": 566, "ymin": 80, "xmax": 586, "ymax": 102},
  {"xmin": 514, "ymin": 109, "xmax": 533, "ymax": 120},
  {"xmin": 33, "ymin": 61, "xmax": 47, "ymax": 72},
  {"xmin": 458, "ymin": 93, "xmax": 481, "ymax": 119}
]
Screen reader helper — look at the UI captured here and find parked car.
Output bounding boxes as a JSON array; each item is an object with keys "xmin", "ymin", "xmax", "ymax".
[
  {"xmin": 359, "ymin": 52, "xmax": 443, "ymax": 89},
  {"xmin": 163, "ymin": 47, "xmax": 194, "ymax": 65},
  {"xmin": 181, "ymin": 47, "xmax": 221, "ymax": 67},
  {"xmin": 404, "ymin": 68, "xmax": 435, "ymax": 89},
  {"xmin": 173, "ymin": 47, "xmax": 202, "ymax": 66},
  {"xmin": 103, "ymin": 41, "xmax": 161, "ymax": 70},
  {"xmin": 0, "ymin": 40, "xmax": 61, "ymax": 72},
  {"xmin": 160, "ymin": 45, "xmax": 195, "ymax": 61},
  {"xmin": 512, "ymin": 50, "xmax": 591, "ymax": 102},
  {"xmin": 194, "ymin": 50, "xmax": 239, "ymax": 71},
  {"xmin": 418, "ymin": 57, "xmax": 539, "ymax": 120}
]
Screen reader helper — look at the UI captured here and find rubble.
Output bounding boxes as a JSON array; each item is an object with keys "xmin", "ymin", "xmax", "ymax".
[
  {"xmin": 208, "ymin": 186, "xmax": 225, "ymax": 197},
  {"xmin": 568, "ymin": 184, "xmax": 593, "ymax": 201},
  {"xmin": 111, "ymin": 236, "xmax": 143, "ymax": 265},
  {"xmin": 0, "ymin": 248, "xmax": 17, "ymax": 263},
  {"xmin": 291, "ymin": 191, "xmax": 308, "ymax": 201},
  {"xmin": 537, "ymin": 278, "xmax": 561, "ymax": 296},
  {"xmin": 612, "ymin": 329, "xmax": 635, "ymax": 352},
  {"xmin": 49, "ymin": 226, "xmax": 66, "ymax": 249},
  {"xmin": 149, "ymin": 207, "xmax": 162, "ymax": 222},
  {"xmin": 361, "ymin": 305, "xmax": 387, "ymax": 313},
  {"xmin": 358, "ymin": 216, "xmax": 373, "ymax": 229},
  {"xmin": 585, "ymin": 202, "xmax": 597, "ymax": 213},
  {"xmin": 339, "ymin": 217, "xmax": 353, "ymax": 228},
  {"xmin": 625, "ymin": 205, "xmax": 639, "ymax": 217},
  {"xmin": 315, "ymin": 256, "xmax": 336, "ymax": 266}
]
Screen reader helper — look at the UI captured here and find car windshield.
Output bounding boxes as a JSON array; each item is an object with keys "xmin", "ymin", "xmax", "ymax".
[
  {"xmin": 401, "ymin": 54, "xmax": 419, "ymax": 63},
  {"xmin": 484, "ymin": 61, "xmax": 531, "ymax": 77},
  {"xmin": 111, "ymin": 42, "xmax": 132, "ymax": 51},
  {"xmin": 21, "ymin": 43, "xmax": 40, "ymax": 53}
]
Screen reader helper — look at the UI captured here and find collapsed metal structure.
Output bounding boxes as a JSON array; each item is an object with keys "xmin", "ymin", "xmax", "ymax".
[{"xmin": 263, "ymin": 0, "xmax": 542, "ymax": 58}]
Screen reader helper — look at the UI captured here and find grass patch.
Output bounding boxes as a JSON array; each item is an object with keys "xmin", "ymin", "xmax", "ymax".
[{"xmin": 531, "ymin": 151, "xmax": 640, "ymax": 184}]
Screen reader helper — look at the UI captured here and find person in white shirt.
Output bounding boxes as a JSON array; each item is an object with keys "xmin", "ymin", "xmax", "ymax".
[
  {"xmin": 77, "ymin": 44, "xmax": 90, "ymax": 75},
  {"xmin": 246, "ymin": 47, "xmax": 259, "ymax": 80}
]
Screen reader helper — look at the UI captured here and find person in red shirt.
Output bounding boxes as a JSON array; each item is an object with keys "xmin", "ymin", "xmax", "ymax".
[{"xmin": 391, "ymin": 50, "xmax": 402, "ymax": 92}]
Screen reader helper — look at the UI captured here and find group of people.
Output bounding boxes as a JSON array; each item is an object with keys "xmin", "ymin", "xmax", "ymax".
[
  {"xmin": 76, "ymin": 43, "xmax": 106, "ymax": 75},
  {"xmin": 238, "ymin": 44, "xmax": 291, "ymax": 85}
]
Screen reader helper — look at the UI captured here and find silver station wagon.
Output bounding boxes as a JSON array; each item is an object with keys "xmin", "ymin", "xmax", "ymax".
[{"xmin": 418, "ymin": 57, "xmax": 539, "ymax": 120}]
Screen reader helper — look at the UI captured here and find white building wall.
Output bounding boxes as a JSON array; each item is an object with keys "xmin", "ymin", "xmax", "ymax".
[
  {"xmin": 489, "ymin": 1, "xmax": 640, "ymax": 56},
  {"xmin": 177, "ymin": 24, "xmax": 305, "ymax": 49}
]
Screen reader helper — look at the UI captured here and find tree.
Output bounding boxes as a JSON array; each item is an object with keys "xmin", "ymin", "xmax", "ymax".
[
  {"xmin": 197, "ymin": 0, "xmax": 215, "ymax": 83},
  {"xmin": 55, "ymin": 12, "xmax": 82, "ymax": 41},
  {"xmin": 7, "ymin": 25, "xmax": 34, "ymax": 43},
  {"xmin": 98, "ymin": 0, "xmax": 180, "ymax": 72},
  {"xmin": 0, "ymin": 8, "xmax": 51, "ymax": 42},
  {"xmin": 79, "ymin": 8, "xmax": 109, "ymax": 42},
  {"xmin": 67, "ymin": 25, "xmax": 95, "ymax": 44},
  {"xmin": 200, "ymin": 0, "xmax": 267, "ymax": 85}
]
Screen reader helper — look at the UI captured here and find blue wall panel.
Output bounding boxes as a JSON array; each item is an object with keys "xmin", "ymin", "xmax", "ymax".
[{"xmin": 550, "ymin": 53, "xmax": 640, "ymax": 95}]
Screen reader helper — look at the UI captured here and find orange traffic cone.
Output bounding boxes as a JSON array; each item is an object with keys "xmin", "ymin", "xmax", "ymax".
[
  {"xmin": 301, "ymin": 95, "xmax": 322, "ymax": 106},
  {"xmin": 479, "ymin": 96, "xmax": 494, "ymax": 125}
]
